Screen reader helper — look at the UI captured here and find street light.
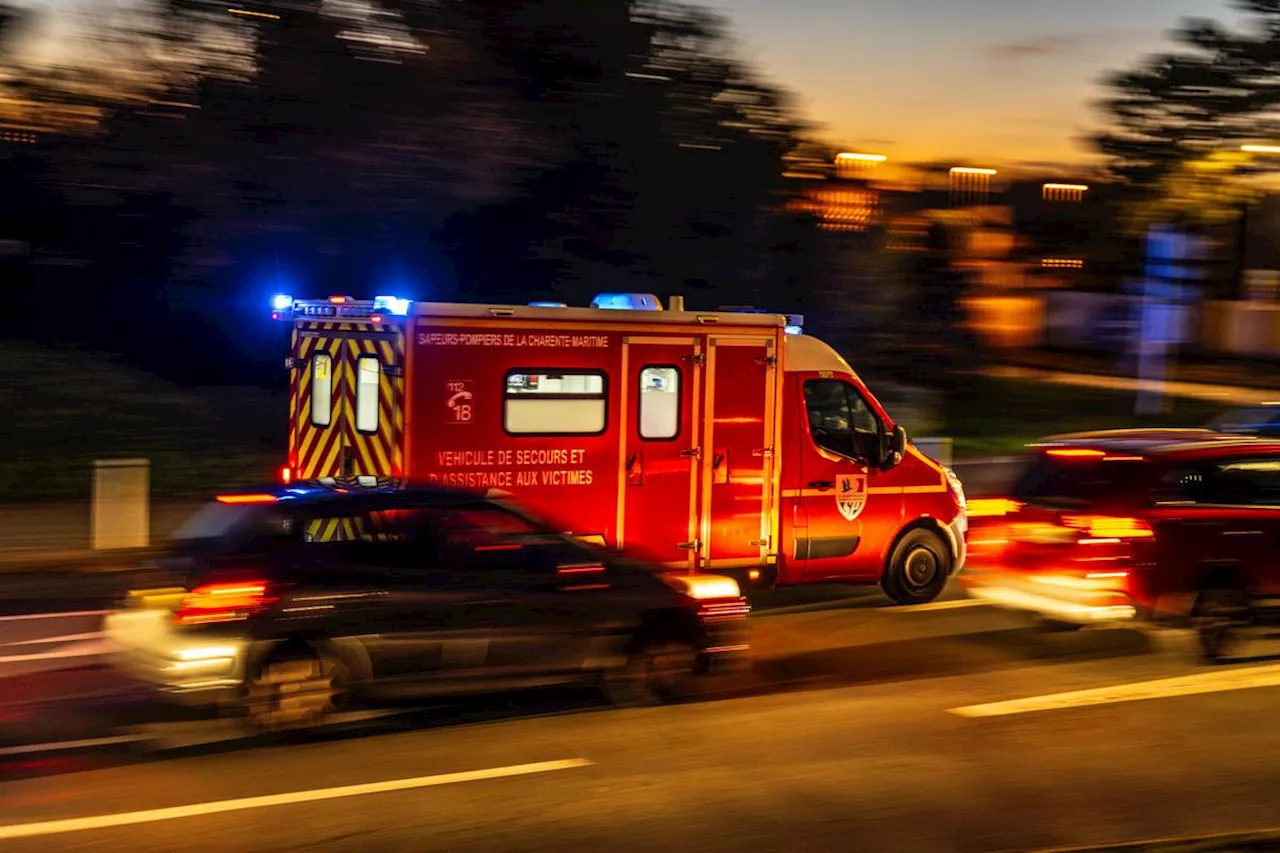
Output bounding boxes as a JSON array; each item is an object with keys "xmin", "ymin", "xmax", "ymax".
[
  {"xmin": 836, "ymin": 153, "xmax": 887, "ymax": 162},
  {"xmin": 950, "ymin": 167, "xmax": 997, "ymax": 176},
  {"xmin": 1242, "ymin": 144, "xmax": 1280, "ymax": 154}
]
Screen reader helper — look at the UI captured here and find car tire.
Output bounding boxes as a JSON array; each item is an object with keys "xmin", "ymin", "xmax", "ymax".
[
  {"xmin": 882, "ymin": 528, "xmax": 950, "ymax": 606},
  {"xmin": 243, "ymin": 647, "xmax": 347, "ymax": 732},
  {"xmin": 602, "ymin": 638, "xmax": 699, "ymax": 708},
  {"xmin": 1194, "ymin": 587, "xmax": 1250, "ymax": 664}
]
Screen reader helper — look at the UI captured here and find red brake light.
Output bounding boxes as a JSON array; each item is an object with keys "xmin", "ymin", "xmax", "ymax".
[
  {"xmin": 370, "ymin": 313, "xmax": 383, "ymax": 324},
  {"xmin": 175, "ymin": 581, "xmax": 275, "ymax": 625},
  {"xmin": 216, "ymin": 493, "xmax": 279, "ymax": 504},
  {"xmin": 1046, "ymin": 448, "xmax": 1106, "ymax": 459},
  {"xmin": 1063, "ymin": 515, "xmax": 1154, "ymax": 542},
  {"xmin": 278, "ymin": 465, "xmax": 294, "ymax": 485},
  {"xmin": 967, "ymin": 498, "xmax": 1022, "ymax": 518}
]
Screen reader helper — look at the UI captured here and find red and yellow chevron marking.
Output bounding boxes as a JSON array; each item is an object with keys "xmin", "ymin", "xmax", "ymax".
[
  {"xmin": 342, "ymin": 333, "xmax": 405, "ymax": 479},
  {"xmin": 287, "ymin": 321, "xmax": 405, "ymax": 481},
  {"xmin": 304, "ymin": 514, "xmax": 368, "ymax": 543}
]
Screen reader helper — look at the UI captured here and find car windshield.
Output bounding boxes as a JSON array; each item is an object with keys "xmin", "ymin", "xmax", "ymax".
[{"xmin": 1012, "ymin": 453, "xmax": 1150, "ymax": 508}]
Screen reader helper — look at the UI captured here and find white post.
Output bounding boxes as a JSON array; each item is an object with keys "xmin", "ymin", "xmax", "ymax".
[{"xmin": 92, "ymin": 459, "xmax": 150, "ymax": 551}]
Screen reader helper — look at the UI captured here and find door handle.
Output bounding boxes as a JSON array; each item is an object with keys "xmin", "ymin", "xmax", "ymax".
[{"xmin": 808, "ymin": 480, "xmax": 834, "ymax": 490}]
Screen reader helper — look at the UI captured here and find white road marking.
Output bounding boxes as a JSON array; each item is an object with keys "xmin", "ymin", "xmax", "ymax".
[
  {"xmin": 950, "ymin": 663, "xmax": 1280, "ymax": 718},
  {"xmin": 0, "ymin": 736, "xmax": 149, "ymax": 757},
  {"xmin": 7, "ymin": 632, "xmax": 105, "ymax": 646},
  {"xmin": 0, "ymin": 611, "xmax": 106, "ymax": 623},
  {"xmin": 886, "ymin": 599, "xmax": 987, "ymax": 613},
  {"xmin": 0, "ymin": 758, "xmax": 595, "ymax": 840},
  {"xmin": 0, "ymin": 640, "xmax": 114, "ymax": 664}
]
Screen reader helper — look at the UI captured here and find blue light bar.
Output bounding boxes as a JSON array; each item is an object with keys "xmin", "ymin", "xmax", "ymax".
[
  {"xmin": 591, "ymin": 293, "xmax": 662, "ymax": 311},
  {"xmin": 271, "ymin": 293, "xmax": 293, "ymax": 312},
  {"xmin": 529, "ymin": 301, "xmax": 568, "ymax": 308},
  {"xmin": 785, "ymin": 325, "xmax": 803, "ymax": 335},
  {"xmin": 373, "ymin": 295, "xmax": 411, "ymax": 316}
]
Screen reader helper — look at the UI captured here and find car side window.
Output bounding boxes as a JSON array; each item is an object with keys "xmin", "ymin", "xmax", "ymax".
[
  {"xmin": 1201, "ymin": 458, "xmax": 1280, "ymax": 507},
  {"xmin": 434, "ymin": 506, "xmax": 547, "ymax": 572},
  {"xmin": 303, "ymin": 506, "xmax": 444, "ymax": 570},
  {"xmin": 802, "ymin": 379, "xmax": 880, "ymax": 461}
]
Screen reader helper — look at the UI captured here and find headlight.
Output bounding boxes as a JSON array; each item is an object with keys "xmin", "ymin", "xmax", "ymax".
[
  {"xmin": 661, "ymin": 574, "xmax": 742, "ymax": 601},
  {"xmin": 944, "ymin": 467, "xmax": 966, "ymax": 509}
]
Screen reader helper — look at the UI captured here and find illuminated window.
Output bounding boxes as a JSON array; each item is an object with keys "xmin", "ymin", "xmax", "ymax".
[
  {"xmin": 355, "ymin": 356, "xmax": 380, "ymax": 434},
  {"xmin": 311, "ymin": 352, "xmax": 333, "ymax": 427},
  {"xmin": 638, "ymin": 366, "xmax": 680, "ymax": 440},
  {"xmin": 504, "ymin": 370, "xmax": 607, "ymax": 436}
]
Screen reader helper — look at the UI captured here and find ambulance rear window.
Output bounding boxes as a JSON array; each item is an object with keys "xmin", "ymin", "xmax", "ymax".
[{"xmin": 504, "ymin": 370, "xmax": 607, "ymax": 435}]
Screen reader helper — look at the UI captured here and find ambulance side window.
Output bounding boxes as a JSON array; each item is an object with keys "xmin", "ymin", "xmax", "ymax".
[
  {"xmin": 311, "ymin": 352, "xmax": 333, "ymax": 428},
  {"xmin": 355, "ymin": 355, "xmax": 380, "ymax": 434},
  {"xmin": 803, "ymin": 379, "xmax": 880, "ymax": 462},
  {"xmin": 504, "ymin": 370, "xmax": 607, "ymax": 435},
  {"xmin": 638, "ymin": 366, "xmax": 680, "ymax": 440}
]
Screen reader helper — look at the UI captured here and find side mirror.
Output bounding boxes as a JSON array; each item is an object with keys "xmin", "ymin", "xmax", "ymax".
[{"xmin": 882, "ymin": 424, "xmax": 907, "ymax": 469}]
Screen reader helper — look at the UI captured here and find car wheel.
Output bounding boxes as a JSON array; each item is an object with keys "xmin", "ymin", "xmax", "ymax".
[
  {"xmin": 244, "ymin": 648, "xmax": 347, "ymax": 732},
  {"xmin": 1194, "ymin": 588, "xmax": 1250, "ymax": 664},
  {"xmin": 882, "ymin": 529, "xmax": 950, "ymax": 605},
  {"xmin": 602, "ymin": 639, "xmax": 699, "ymax": 707}
]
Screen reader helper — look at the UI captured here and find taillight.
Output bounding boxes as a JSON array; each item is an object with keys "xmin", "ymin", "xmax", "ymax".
[
  {"xmin": 966, "ymin": 498, "xmax": 1023, "ymax": 518},
  {"xmin": 278, "ymin": 465, "xmax": 294, "ymax": 485},
  {"xmin": 174, "ymin": 581, "xmax": 276, "ymax": 625},
  {"xmin": 1062, "ymin": 515, "xmax": 1154, "ymax": 544}
]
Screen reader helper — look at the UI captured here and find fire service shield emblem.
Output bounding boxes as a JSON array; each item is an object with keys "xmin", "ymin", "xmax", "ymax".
[{"xmin": 836, "ymin": 473, "xmax": 867, "ymax": 522}]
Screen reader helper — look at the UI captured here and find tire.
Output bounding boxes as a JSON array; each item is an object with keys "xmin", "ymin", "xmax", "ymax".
[
  {"xmin": 882, "ymin": 528, "xmax": 950, "ymax": 605},
  {"xmin": 243, "ymin": 647, "xmax": 347, "ymax": 732},
  {"xmin": 602, "ymin": 638, "xmax": 699, "ymax": 708},
  {"xmin": 1194, "ymin": 587, "xmax": 1251, "ymax": 664}
]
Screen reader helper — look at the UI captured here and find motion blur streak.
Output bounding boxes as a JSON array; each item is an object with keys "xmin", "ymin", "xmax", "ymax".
[
  {"xmin": 0, "ymin": 758, "xmax": 595, "ymax": 840},
  {"xmin": 950, "ymin": 664, "xmax": 1280, "ymax": 718}
]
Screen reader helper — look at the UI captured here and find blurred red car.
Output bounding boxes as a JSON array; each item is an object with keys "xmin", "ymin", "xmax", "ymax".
[{"xmin": 961, "ymin": 429, "xmax": 1280, "ymax": 662}]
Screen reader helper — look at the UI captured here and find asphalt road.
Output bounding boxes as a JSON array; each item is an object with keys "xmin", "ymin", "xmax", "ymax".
[{"xmin": 5, "ymin": 588, "xmax": 1280, "ymax": 852}]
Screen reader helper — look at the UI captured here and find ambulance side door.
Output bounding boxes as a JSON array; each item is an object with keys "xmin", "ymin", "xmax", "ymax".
[{"xmin": 795, "ymin": 375, "xmax": 899, "ymax": 582}]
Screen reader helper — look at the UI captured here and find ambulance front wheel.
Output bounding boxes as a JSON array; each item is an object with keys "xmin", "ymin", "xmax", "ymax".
[{"xmin": 882, "ymin": 528, "xmax": 950, "ymax": 605}]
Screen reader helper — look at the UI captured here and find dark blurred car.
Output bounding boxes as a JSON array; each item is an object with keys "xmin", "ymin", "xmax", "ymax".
[
  {"xmin": 961, "ymin": 429, "xmax": 1280, "ymax": 661},
  {"xmin": 1205, "ymin": 402, "xmax": 1280, "ymax": 437},
  {"xmin": 105, "ymin": 483, "xmax": 750, "ymax": 729}
]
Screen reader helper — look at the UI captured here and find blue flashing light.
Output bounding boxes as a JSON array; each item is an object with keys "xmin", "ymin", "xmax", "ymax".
[
  {"xmin": 529, "ymin": 301, "xmax": 568, "ymax": 308},
  {"xmin": 373, "ymin": 295, "xmax": 411, "ymax": 316},
  {"xmin": 271, "ymin": 293, "xmax": 294, "ymax": 312},
  {"xmin": 592, "ymin": 293, "xmax": 662, "ymax": 311},
  {"xmin": 785, "ymin": 325, "xmax": 803, "ymax": 335}
]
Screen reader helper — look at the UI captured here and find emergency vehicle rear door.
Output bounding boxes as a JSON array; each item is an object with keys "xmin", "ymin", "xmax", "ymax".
[
  {"xmin": 701, "ymin": 335, "xmax": 778, "ymax": 572},
  {"xmin": 291, "ymin": 322, "xmax": 405, "ymax": 480},
  {"xmin": 620, "ymin": 337, "xmax": 702, "ymax": 569}
]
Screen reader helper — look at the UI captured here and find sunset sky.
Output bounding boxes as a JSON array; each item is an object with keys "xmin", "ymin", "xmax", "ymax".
[{"xmin": 713, "ymin": 0, "xmax": 1238, "ymax": 167}]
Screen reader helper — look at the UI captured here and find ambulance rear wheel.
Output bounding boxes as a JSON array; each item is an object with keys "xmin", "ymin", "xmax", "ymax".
[{"xmin": 883, "ymin": 529, "xmax": 949, "ymax": 606}]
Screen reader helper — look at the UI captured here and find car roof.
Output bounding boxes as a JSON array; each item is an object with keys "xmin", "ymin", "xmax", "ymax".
[
  {"xmin": 213, "ymin": 481, "xmax": 494, "ymax": 508},
  {"xmin": 1030, "ymin": 428, "xmax": 1280, "ymax": 459}
]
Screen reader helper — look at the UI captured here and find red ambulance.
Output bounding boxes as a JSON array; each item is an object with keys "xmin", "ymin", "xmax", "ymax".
[{"xmin": 270, "ymin": 292, "xmax": 967, "ymax": 603}]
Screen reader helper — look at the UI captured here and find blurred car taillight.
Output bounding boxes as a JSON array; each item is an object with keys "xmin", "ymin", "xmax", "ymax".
[
  {"xmin": 174, "ymin": 580, "xmax": 276, "ymax": 625},
  {"xmin": 1062, "ymin": 515, "xmax": 1154, "ymax": 543},
  {"xmin": 966, "ymin": 498, "xmax": 1023, "ymax": 519}
]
